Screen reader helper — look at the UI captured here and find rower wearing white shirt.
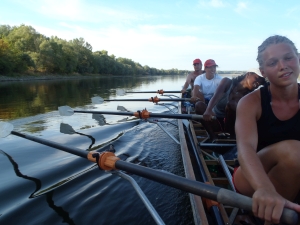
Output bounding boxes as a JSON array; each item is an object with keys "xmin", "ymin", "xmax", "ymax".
[{"xmin": 192, "ymin": 59, "xmax": 223, "ymax": 114}]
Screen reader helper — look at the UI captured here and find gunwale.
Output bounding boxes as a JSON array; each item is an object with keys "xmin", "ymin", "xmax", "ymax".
[{"xmin": 178, "ymin": 99, "xmax": 238, "ymax": 224}]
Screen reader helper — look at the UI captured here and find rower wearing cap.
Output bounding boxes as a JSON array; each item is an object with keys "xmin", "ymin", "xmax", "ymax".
[
  {"xmin": 181, "ymin": 58, "xmax": 204, "ymax": 94},
  {"xmin": 192, "ymin": 59, "xmax": 223, "ymax": 113}
]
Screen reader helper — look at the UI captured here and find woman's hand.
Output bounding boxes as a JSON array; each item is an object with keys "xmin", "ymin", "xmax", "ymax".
[
  {"xmin": 252, "ymin": 188, "xmax": 300, "ymax": 224},
  {"xmin": 203, "ymin": 108, "xmax": 214, "ymax": 121},
  {"xmin": 190, "ymin": 96, "xmax": 200, "ymax": 103}
]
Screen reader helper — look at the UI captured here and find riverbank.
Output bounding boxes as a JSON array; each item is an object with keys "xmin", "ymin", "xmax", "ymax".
[
  {"xmin": 0, "ymin": 73, "xmax": 104, "ymax": 82},
  {"xmin": 0, "ymin": 73, "xmax": 181, "ymax": 82}
]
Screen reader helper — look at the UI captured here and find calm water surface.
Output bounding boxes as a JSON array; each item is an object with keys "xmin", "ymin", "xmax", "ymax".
[{"xmin": 0, "ymin": 75, "xmax": 197, "ymax": 225}]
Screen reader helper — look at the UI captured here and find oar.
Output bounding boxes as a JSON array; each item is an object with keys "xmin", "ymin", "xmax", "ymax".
[
  {"xmin": 58, "ymin": 105, "xmax": 207, "ymax": 120},
  {"xmin": 0, "ymin": 122, "xmax": 95, "ymax": 160},
  {"xmin": 116, "ymin": 89, "xmax": 181, "ymax": 95},
  {"xmin": 91, "ymin": 96, "xmax": 190, "ymax": 104},
  {"xmin": 0, "ymin": 122, "xmax": 298, "ymax": 225}
]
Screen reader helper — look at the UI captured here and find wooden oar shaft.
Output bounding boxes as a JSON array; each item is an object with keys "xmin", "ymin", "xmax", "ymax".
[
  {"xmin": 126, "ymin": 91, "xmax": 181, "ymax": 93},
  {"xmin": 74, "ymin": 110, "xmax": 204, "ymax": 120},
  {"xmin": 11, "ymin": 131, "xmax": 90, "ymax": 160},
  {"xmin": 114, "ymin": 160, "xmax": 298, "ymax": 225},
  {"xmin": 138, "ymin": 112, "xmax": 204, "ymax": 120},
  {"xmin": 74, "ymin": 110, "xmax": 133, "ymax": 116},
  {"xmin": 116, "ymin": 159, "xmax": 218, "ymax": 199},
  {"xmin": 102, "ymin": 98, "xmax": 190, "ymax": 102}
]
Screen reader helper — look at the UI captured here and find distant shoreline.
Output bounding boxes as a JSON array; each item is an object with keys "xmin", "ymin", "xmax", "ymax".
[
  {"xmin": 0, "ymin": 73, "xmax": 134, "ymax": 82},
  {"xmin": 0, "ymin": 72, "xmax": 244, "ymax": 82},
  {"xmin": 0, "ymin": 74, "xmax": 98, "ymax": 82}
]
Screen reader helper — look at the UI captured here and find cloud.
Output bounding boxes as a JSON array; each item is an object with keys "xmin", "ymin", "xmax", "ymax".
[
  {"xmin": 276, "ymin": 29, "xmax": 300, "ymax": 48},
  {"xmin": 198, "ymin": 0, "xmax": 226, "ymax": 8},
  {"xmin": 285, "ymin": 5, "xmax": 300, "ymax": 20},
  {"xmin": 285, "ymin": 6, "xmax": 299, "ymax": 16},
  {"xmin": 210, "ymin": 0, "xmax": 226, "ymax": 7},
  {"xmin": 234, "ymin": 2, "xmax": 248, "ymax": 14},
  {"xmin": 27, "ymin": 20, "xmax": 257, "ymax": 70},
  {"xmin": 15, "ymin": 0, "xmax": 152, "ymax": 24},
  {"xmin": 2, "ymin": 0, "xmax": 261, "ymax": 70}
]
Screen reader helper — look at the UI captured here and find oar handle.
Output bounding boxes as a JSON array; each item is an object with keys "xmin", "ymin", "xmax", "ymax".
[
  {"xmin": 126, "ymin": 91, "xmax": 157, "ymax": 93},
  {"xmin": 217, "ymin": 189, "xmax": 299, "ymax": 225},
  {"xmin": 158, "ymin": 98, "xmax": 191, "ymax": 102},
  {"xmin": 148, "ymin": 113, "xmax": 215, "ymax": 120},
  {"xmin": 74, "ymin": 109, "xmax": 210, "ymax": 120},
  {"xmin": 74, "ymin": 110, "xmax": 134, "ymax": 116},
  {"xmin": 102, "ymin": 99, "xmax": 151, "ymax": 101},
  {"xmin": 125, "ymin": 90, "xmax": 181, "ymax": 94},
  {"xmin": 100, "ymin": 98, "xmax": 191, "ymax": 103},
  {"xmin": 11, "ymin": 131, "xmax": 96, "ymax": 162}
]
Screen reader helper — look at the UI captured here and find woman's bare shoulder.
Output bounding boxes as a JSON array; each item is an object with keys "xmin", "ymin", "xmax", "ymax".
[
  {"xmin": 240, "ymin": 88, "xmax": 261, "ymax": 104},
  {"xmin": 237, "ymin": 88, "xmax": 262, "ymax": 117}
]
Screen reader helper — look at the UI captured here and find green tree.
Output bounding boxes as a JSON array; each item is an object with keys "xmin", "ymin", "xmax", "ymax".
[
  {"xmin": 6, "ymin": 24, "xmax": 40, "ymax": 52},
  {"xmin": 0, "ymin": 38, "xmax": 13, "ymax": 73},
  {"xmin": 71, "ymin": 38, "xmax": 93, "ymax": 73},
  {"xmin": 0, "ymin": 25, "xmax": 12, "ymax": 38}
]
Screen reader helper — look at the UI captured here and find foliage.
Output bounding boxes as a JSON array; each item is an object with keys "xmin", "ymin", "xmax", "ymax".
[{"xmin": 0, "ymin": 24, "xmax": 190, "ymax": 76}]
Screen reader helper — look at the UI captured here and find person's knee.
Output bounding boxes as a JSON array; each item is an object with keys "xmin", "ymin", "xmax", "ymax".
[
  {"xmin": 195, "ymin": 101, "xmax": 207, "ymax": 114},
  {"xmin": 274, "ymin": 140, "xmax": 300, "ymax": 170},
  {"xmin": 233, "ymin": 167, "xmax": 254, "ymax": 196},
  {"xmin": 283, "ymin": 141, "xmax": 300, "ymax": 171}
]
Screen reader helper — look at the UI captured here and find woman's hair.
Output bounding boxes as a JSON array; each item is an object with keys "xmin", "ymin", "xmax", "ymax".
[
  {"xmin": 231, "ymin": 72, "xmax": 267, "ymax": 87},
  {"xmin": 232, "ymin": 73, "xmax": 246, "ymax": 86},
  {"xmin": 256, "ymin": 35, "xmax": 298, "ymax": 68}
]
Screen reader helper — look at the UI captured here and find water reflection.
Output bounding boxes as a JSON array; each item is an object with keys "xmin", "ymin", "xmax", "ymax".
[
  {"xmin": 0, "ymin": 75, "xmax": 188, "ymax": 135},
  {"xmin": 0, "ymin": 149, "xmax": 76, "ymax": 224},
  {"xmin": 60, "ymin": 123, "xmax": 96, "ymax": 149},
  {"xmin": 0, "ymin": 150, "xmax": 42, "ymax": 198},
  {"xmin": 92, "ymin": 113, "xmax": 107, "ymax": 125},
  {"xmin": 46, "ymin": 191, "xmax": 76, "ymax": 225},
  {"xmin": 0, "ymin": 76, "xmax": 163, "ymax": 121}
]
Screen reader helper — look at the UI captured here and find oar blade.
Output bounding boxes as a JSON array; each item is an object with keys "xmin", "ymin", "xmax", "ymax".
[
  {"xmin": 91, "ymin": 96, "xmax": 104, "ymax": 104},
  {"xmin": 92, "ymin": 114, "xmax": 106, "ymax": 126},
  {"xmin": 58, "ymin": 106, "xmax": 75, "ymax": 116},
  {"xmin": 116, "ymin": 89, "xmax": 126, "ymax": 96},
  {"xmin": 0, "ymin": 122, "xmax": 14, "ymax": 138}
]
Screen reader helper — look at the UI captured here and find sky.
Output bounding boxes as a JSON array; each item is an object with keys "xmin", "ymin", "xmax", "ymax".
[{"xmin": 1, "ymin": 0, "xmax": 300, "ymax": 71}]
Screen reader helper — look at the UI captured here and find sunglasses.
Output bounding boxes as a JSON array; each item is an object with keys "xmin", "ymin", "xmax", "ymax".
[{"xmin": 193, "ymin": 63, "xmax": 200, "ymax": 66}]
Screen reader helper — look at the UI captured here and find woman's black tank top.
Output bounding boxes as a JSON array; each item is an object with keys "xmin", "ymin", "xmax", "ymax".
[{"xmin": 256, "ymin": 83, "xmax": 300, "ymax": 152}]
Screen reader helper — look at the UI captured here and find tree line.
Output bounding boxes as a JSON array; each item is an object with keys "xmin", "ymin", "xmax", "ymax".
[{"xmin": 0, "ymin": 24, "xmax": 189, "ymax": 76}]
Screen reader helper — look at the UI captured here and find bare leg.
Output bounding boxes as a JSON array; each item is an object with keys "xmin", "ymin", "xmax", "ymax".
[
  {"xmin": 234, "ymin": 140, "xmax": 300, "ymax": 201},
  {"xmin": 195, "ymin": 101, "xmax": 222, "ymax": 140},
  {"xmin": 195, "ymin": 101, "xmax": 206, "ymax": 114}
]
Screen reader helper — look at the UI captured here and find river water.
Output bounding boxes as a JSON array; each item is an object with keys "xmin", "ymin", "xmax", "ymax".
[{"xmin": 0, "ymin": 75, "xmax": 197, "ymax": 225}]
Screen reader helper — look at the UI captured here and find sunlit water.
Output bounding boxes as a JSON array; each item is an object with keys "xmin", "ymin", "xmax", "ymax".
[{"xmin": 0, "ymin": 75, "xmax": 197, "ymax": 225}]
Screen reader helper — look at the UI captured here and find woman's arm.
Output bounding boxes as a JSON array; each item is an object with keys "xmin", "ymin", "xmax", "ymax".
[
  {"xmin": 236, "ymin": 91, "xmax": 274, "ymax": 190},
  {"xmin": 203, "ymin": 77, "xmax": 232, "ymax": 121},
  {"xmin": 191, "ymin": 84, "xmax": 205, "ymax": 102}
]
